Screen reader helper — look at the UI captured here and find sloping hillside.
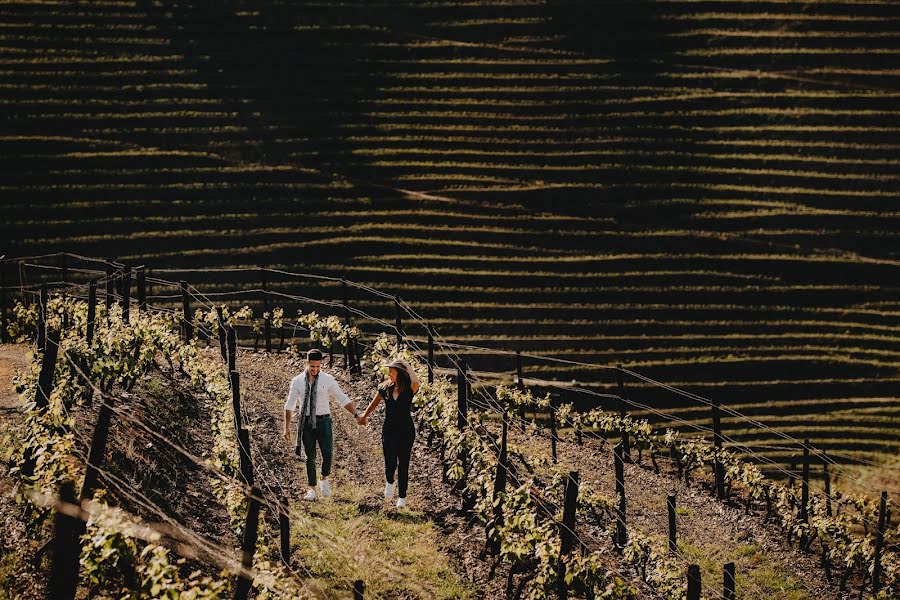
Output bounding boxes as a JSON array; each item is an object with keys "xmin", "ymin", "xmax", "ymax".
[{"xmin": 1, "ymin": 0, "xmax": 898, "ymax": 479}]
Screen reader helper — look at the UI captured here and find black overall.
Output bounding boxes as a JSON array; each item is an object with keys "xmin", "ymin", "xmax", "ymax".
[{"xmin": 379, "ymin": 383, "xmax": 416, "ymax": 498}]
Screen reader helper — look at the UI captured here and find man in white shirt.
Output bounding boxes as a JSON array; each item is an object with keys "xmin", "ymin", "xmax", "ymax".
[{"xmin": 283, "ymin": 348, "xmax": 359, "ymax": 501}]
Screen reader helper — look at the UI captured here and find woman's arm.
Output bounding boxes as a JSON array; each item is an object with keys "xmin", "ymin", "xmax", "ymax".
[{"xmin": 358, "ymin": 392, "xmax": 383, "ymax": 425}]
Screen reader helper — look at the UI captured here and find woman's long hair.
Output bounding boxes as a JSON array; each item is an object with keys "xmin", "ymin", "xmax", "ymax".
[{"xmin": 393, "ymin": 368, "xmax": 411, "ymax": 396}]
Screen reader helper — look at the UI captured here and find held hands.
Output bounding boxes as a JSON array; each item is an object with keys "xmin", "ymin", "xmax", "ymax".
[
  {"xmin": 283, "ymin": 429, "xmax": 291, "ymax": 444},
  {"xmin": 357, "ymin": 414, "xmax": 368, "ymax": 427}
]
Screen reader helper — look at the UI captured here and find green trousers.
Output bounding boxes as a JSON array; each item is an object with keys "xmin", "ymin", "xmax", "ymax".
[{"xmin": 300, "ymin": 415, "xmax": 333, "ymax": 486}]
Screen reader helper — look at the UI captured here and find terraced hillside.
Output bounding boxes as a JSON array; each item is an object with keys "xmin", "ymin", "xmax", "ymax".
[{"xmin": 1, "ymin": 0, "xmax": 898, "ymax": 481}]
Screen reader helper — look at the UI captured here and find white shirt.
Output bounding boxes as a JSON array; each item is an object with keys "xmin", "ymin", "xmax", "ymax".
[{"xmin": 284, "ymin": 370, "xmax": 351, "ymax": 415}]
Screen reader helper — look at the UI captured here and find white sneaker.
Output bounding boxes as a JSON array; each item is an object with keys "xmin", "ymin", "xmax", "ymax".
[
  {"xmin": 396, "ymin": 497, "xmax": 406, "ymax": 508},
  {"xmin": 303, "ymin": 489, "xmax": 317, "ymax": 502},
  {"xmin": 384, "ymin": 482, "xmax": 395, "ymax": 499},
  {"xmin": 319, "ymin": 480, "xmax": 331, "ymax": 498}
]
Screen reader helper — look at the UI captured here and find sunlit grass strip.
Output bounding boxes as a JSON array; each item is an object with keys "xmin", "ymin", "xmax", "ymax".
[
  {"xmin": 681, "ymin": 47, "xmax": 900, "ymax": 56},
  {"xmin": 344, "ymin": 134, "xmax": 900, "ymax": 152},
  {"xmin": 367, "ymin": 160, "xmax": 900, "ymax": 183},
  {"xmin": 659, "ymin": 12, "xmax": 892, "ymax": 21},
  {"xmin": 352, "ymin": 252, "xmax": 899, "ymax": 268},
  {"xmin": 119, "ymin": 236, "xmax": 563, "ymax": 262},
  {"xmin": 352, "ymin": 147, "xmax": 900, "ymax": 168},
  {"xmin": 670, "ymin": 29, "xmax": 900, "ymax": 38},
  {"xmin": 368, "ymin": 90, "xmax": 900, "ymax": 105}
]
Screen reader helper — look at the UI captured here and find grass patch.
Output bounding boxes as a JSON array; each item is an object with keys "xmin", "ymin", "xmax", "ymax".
[
  {"xmin": 678, "ymin": 540, "xmax": 812, "ymax": 600},
  {"xmin": 291, "ymin": 476, "xmax": 470, "ymax": 599}
]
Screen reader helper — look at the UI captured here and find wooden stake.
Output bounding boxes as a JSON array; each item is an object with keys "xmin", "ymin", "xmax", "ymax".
[
  {"xmin": 668, "ymin": 492, "xmax": 677, "ymax": 553},
  {"xmin": 234, "ymin": 487, "xmax": 262, "ymax": 600},
  {"xmin": 394, "ymin": 295, "xmax": 403, "ymax": 348},
  {"xmin": 35, "ymin": 327, "xmax": 60, "ymax": 410},
  {"xmin": 873, "ymin": 491, "xmax": 888, "ymax": 593},
  {"xmin": 48, "ymin": 480, "xmax": 79, "ymax": 600},
  {"xmin": 614, "ymin": 442, "xmax": 627, "ymax": 551},
  {"xmin": 179, "ymin": 280, "xmax": 192, "ymax": 340},
  {"xmin": 616, "ymin": 365, "xmax": 631, "ymax": 462},
  {"xmin": 724, "ymin": 562, "xmax": 736, "ymax": 600},
  {"xmin": 121, "ymin": 266, "xmax": 131, "ymax": 323},
  {"xmin": 79, "ymin": 397, "xmax": 114, "ymax": 501},
  {"xmin": 686, "ymin": 565, "xmax": 701, "ymax": 600}
]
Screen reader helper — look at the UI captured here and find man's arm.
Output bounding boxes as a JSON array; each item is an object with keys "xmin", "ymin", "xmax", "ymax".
[
  {"xmin": 283, "ymin": 410, "xmax": 293, "ymax": 443},
  {"xmin": 329, "ymin": 377, "xmax": 358, "ymax": 419},
  {"xmin": 358, "ymin": 391, "xmax": 383, "ymax": 426},
  {"xmin": 283, "ymin": 375, "xmax": 301, "ymax": 443}
]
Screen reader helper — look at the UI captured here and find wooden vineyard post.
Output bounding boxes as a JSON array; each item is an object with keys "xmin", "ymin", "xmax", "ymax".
[
  {"xmin": 724, "ymin": 562, "xmax": 736, "ymax": 600},
  {"xmin": 799, "ymin": 439, "xmax": 810, "ymax": 548},
  {"xmin": 234, "ymin": 487, "xmax": 262, "ymax": 600},
  {"xmin": 616, "ymin": 365, "xmax": 631, "ymax": 463},
  {"xmin": 516, "ymin": 352, "xmax": 525, "ymax": 421},
  {"xmin": 558, "ymin": 471, "xmax": 580, "ymax": 600},
  {"xmin": 262, "ymin": 268, "xmax": 272, "ymax": 353},
  {"xmin": 457, "ymin": 360, "xmax": 474, "ymax": 511},
  {"xmin": 457, "ymin": 360, "xmax": 468, "ymax": 430},
  {"xmin": 0, "ymin": 261, "xmax": 8, "ymax": 344},
  {"xmin": 121, "ymin": 265, "xmax": 131, "ymax": 323},
  {"xmin": 560, "ymin": 472, "xmax": 580, "ymax": 553},
  {"xmin": 614, "ymin": 442, "xmax": 627, "ymax": 552},
  {"xmin": 18, "ymin": 259, "xmax": 27, "ymax": 306},
  {"xmin": 230, "ymin": 371, "xmax": 242, "ymax": 436},
  {"xmin": 238, "ymin": 428, "xmax": 254, "ymax": 487},
  {"xmin": 105, "ymin": 262, "xmax": 114, "ymax": 323},
  {"xmin": 22, "ymin": 328, "xmax": 60, "ymax": 478},
  {"xmin": 35, "ymin": 327, "xmax": 60, "ymax": 410},
  {"xmin": 549, "ymin": 396, "xmax": 558, "ymax": 464},
  {"xmin": 136, "ymin": 267, "xmax": 146, "ymax": 312},
  {"xmin": 571, "ymin": 383, "xmax": 582, "ymax": 446},
  {"xmin": 873, "ymin": 491, "xmax": 888, "ymax": 593},
  {"xmin": 668, "ymin": 492, "xmax": 677, "ymax": 553},
  {"xmin": 79, "ymin": 397, "xmax": 114, "ymax": 501},
  {"xmin": 82, "ymin": 291, "xmax": 96, "ymax": 405},
  {"xmin": 687, "ymin": 565, "xmax": 701, "ymax": 600},
  {"xmin": 712, "ymin": 398, "xmax": 725, "ymax": 501},
  {"xmin": 227, "ymin": 326, "xmax": 237, "ymax": 372},
  {"xmin": 427, "ymin": 325, "xmax": 434, "ymax": 385},
  {"xmin": 279, "ymin": 496, "xmax": 290, "ymax": 566},
  {"xmin": 823, "ymin": 460, "xmax": 833, "ymax": 517},
  {"xmin": 179, "ymin": 281, "xmax": 192, "ymax": 341},
  {"xmin": 394, "ymin": 295, "xmax": 403, "ymax": 348},
  {"xmin": 38, "ymin": 283, "xmax": 47, "ymax": 350},
  {"xmin": 48, "ymin": 480, "xmax": 79, "ymax": 600},
  {"xmin": 216, "ymin": 307, "xmax": 227, "ymax": 363},
  {"xmin": 86, "ymin": 281, "xmax": 96, "ymax": 347},
  {"xmin": 489, "ymin": 414, "xmax": 508, "ymax": 556}
]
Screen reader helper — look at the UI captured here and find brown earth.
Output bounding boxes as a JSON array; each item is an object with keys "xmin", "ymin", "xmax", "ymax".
[{"xmin": 0, "ymin": 343, "xmax": 865, "ymax": 599}]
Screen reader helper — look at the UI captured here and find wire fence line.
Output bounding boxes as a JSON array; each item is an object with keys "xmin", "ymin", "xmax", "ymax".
[
  {"xmin": 8, "ymin": 252, "xmax": 898, "ymax": 599},
  {"xmin": 5, "ymin": 253, "xmax": 898, "ymax": 490}
]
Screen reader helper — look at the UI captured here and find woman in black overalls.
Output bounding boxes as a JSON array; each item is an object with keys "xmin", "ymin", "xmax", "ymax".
[{"xmin": 358, "ymin": 358, "xmax": 420, "ymax": 507}]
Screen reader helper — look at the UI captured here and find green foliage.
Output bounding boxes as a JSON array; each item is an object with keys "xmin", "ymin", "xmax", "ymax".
[
  {"xmin": 370, "ymin": 334, "xmax": 637, "ymax": 599},
  {"xmin": 7, "ymin": 294, "xmax": 302, "ymax": 597}
]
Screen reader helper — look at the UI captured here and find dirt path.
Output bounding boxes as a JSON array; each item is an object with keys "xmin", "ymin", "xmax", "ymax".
[
  {"xmin": 233, "ymin": 348, "xmax": 849, "ymax": 599},
  {"xmin": 235, "ymin": 350, "xmax": 480, "ymax": 598},
  {"xmin": 0, "ymin": 341, "xmax": 857, "ymax": 599}
]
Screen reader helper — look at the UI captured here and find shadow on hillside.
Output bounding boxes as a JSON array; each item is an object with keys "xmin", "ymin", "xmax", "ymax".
[
  {"xmin": 540, "ymin": 0, "xmax": 701, "ymax": 223},
  {"xmin": 144, "ymin": 1, "xmax": 388, "ymax": 179}
]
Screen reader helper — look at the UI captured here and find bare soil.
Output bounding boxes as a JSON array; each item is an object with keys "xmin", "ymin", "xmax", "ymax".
[{"xmin": 0, "ymin": 343, "xmax": 864, "ymax": 599}]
